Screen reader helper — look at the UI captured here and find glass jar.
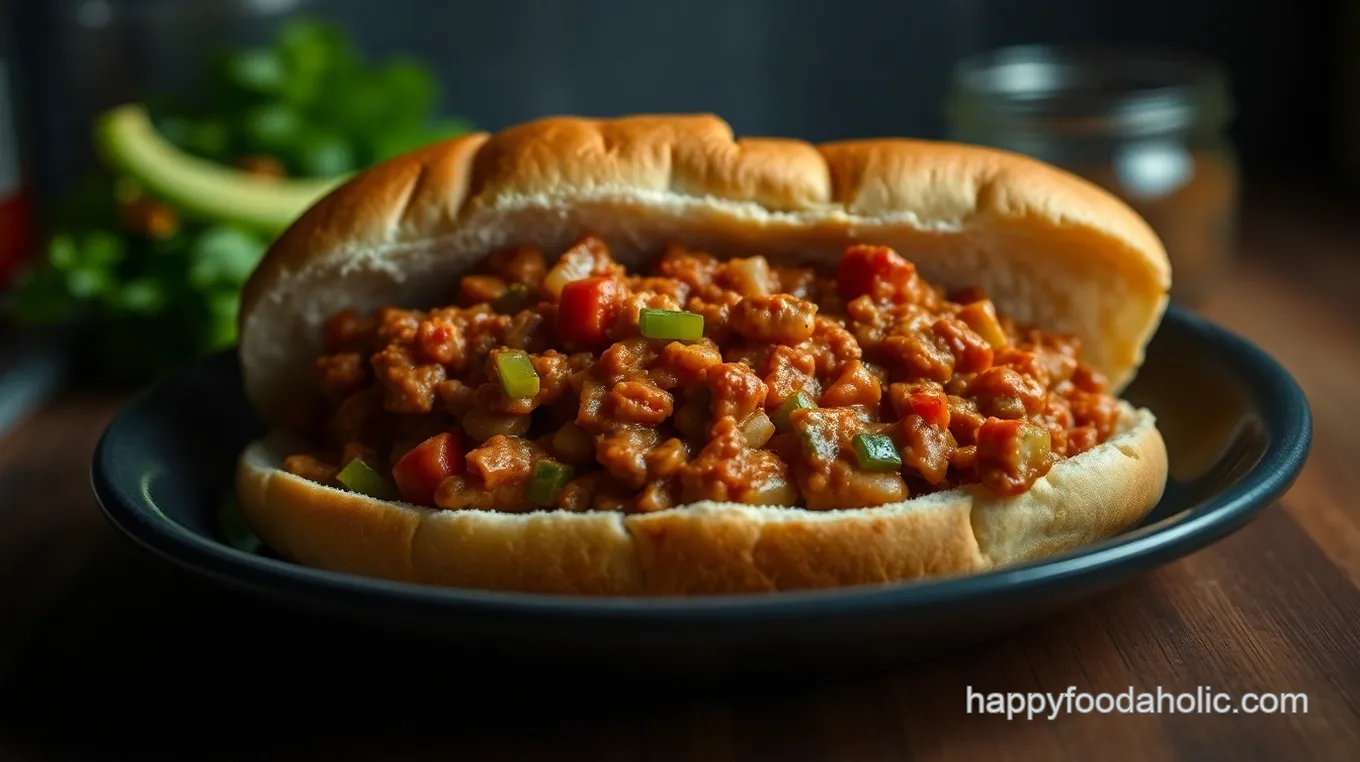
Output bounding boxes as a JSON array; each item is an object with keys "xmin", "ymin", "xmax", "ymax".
[{"xmin": 945, "ymin": 46, "xmax": 1239, "ymax": 306}]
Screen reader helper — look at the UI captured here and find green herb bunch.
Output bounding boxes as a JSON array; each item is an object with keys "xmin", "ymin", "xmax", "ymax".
[{"xmin": 7, "ymin": 17, "xmax": 472, "ymax": 383}]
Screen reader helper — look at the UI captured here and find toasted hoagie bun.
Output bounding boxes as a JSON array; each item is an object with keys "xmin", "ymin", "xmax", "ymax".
[{"xmin": 235, "ymin": 114, "xmax": 1170, "ymax": 595}]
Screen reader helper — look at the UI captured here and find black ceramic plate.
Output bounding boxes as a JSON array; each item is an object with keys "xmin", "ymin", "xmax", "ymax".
[{"xmin": 93, "ymin": 306, "xmax": 1311, "ymax": 682}]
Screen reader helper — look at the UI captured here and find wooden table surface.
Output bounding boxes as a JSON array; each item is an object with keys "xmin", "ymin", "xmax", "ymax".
[{"xmin": 0, "ymin": 186, "xmax": 1357, "ymax": 762}]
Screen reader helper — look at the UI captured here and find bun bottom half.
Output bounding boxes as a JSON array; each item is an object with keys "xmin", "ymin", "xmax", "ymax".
[{"xmin": 235, "ymin": 403, "xmax": 1167, "ymax": 596}]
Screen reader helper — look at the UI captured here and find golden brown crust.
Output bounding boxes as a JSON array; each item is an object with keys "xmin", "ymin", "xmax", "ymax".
[
  {"xmin": 465, "ymin": 115, "xmax": 836, "ymax": 213},
  {"xmin": 237, "ymin": 434, "xmax": 642, "ymax": 595},
  {"xmin": 238, "ymin": 114, "xmax": 1170, "ymax": 429},
  {"xmin": 625, "ymin": 498, "xmax": 984, "ymax": 595},
  {"xmin": 241, "ymin": 134, "xmax": 491, "ymax": 318},
  {"xmin": 235, "ymin": 405, "xmax": 1166, "ymax": 596}
]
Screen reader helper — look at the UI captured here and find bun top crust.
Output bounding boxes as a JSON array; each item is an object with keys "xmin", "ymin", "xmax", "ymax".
[{"xmin": 239, "ymin": 114, "xmax": 1170, "ymax": 429}]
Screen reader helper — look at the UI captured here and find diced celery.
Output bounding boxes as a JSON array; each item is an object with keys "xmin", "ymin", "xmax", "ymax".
[
  {"xmin": 336, "ymin": 458, "xmax": 396, "ymax": 499},
  {"xmin": 852, "ymin": 433, "xmax": 902, "ymax": 472},
  {"xmin": 494, "ymin": 349, "xmax": 540, "ymax": 399},
  {"xmin": 527, "ymin": 460, "xmax": 575, "ymax": 507},
  {"xmin": 638, "ymin": 309, "xmax": 704, "ymax": 341}
]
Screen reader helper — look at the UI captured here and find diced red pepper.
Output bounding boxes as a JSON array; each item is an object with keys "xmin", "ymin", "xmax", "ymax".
[
  {"xmin": 836, "ymin": 245, "xmax": 916, "ymax": 303},
  {"xmin": 392, "ymin": 433, "xmax": 464, "ymax": 507},
  {"xmin": 557, "ymin": 276, "xmax": 624, "ymax": 348},
  {"xmin": 908, "ymin": 389, "xmax": 951, "ymax": 430}
]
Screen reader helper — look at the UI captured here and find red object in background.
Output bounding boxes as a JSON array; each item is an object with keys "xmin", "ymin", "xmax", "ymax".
[
  {"xmin": 0, "ymin": 182, "xmax": 34, "ymax": 290},
  {"xmin": 0, "ymin": 44, "xmax": 32, "ymax": 291}
]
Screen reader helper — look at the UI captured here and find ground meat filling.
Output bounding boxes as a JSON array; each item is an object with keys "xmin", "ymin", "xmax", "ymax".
[{"xmin": 285, "ymin": 237, "xmax": 1124, "ymax": 513}]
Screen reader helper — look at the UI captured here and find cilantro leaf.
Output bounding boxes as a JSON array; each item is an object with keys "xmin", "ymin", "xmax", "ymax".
[{"xmin": 188, "ymin": 226, "xmax": 266, "ymax": 290}]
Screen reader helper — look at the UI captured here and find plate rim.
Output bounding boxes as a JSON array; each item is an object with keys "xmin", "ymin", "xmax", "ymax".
[{"xmin": 91, "ymin": 305, "xmax": 1313, "ymax": 624}]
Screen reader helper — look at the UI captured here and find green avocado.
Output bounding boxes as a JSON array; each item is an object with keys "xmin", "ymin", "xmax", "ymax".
[{"xmin": 93, "ymin": 104, "xmax": 345, "ymax": 236}]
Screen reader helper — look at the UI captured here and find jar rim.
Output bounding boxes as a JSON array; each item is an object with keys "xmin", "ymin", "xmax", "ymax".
[{"xmin": 947, "ymin": 45, "xmax": 1234, "ymax": 137}]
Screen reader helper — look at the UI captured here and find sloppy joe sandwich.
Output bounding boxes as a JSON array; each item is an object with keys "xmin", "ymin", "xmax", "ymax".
[{"xmin": 235, "ymin": 114, "xmax": 1170, "ymax": 596}]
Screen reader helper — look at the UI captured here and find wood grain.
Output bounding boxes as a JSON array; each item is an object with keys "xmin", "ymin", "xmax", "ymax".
[{"xmin": 0, "ymin": 187, "xmax": 1357, "ymax": 761}]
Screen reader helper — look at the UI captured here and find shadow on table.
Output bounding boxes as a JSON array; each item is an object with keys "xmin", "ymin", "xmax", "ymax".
[{"xmin": 0, "ymin": 518, "xmax": 1127, "ymax": 762}]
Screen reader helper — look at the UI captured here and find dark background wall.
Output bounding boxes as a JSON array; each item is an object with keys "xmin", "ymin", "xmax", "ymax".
[{"xmin": 8, "ymin": 0, "xmax": 1346, "ymax": 212}]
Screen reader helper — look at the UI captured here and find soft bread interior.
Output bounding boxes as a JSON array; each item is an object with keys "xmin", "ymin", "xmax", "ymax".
[
  {"xmin": 238, "ymin": 117, "xmax": 1170, "ymax": 429},
  {"xmin": 236, "ymin": 402, "xmax": 1167, "ymax": 595}
]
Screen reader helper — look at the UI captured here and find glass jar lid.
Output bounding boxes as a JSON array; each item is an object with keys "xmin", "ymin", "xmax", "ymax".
[{"xmin": 947, "ymin": 45, "xmax": 1234, "ymax": 139}]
